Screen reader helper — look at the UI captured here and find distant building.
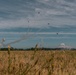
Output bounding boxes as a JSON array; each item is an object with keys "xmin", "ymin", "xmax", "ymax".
[{"xmin": 58, "ymin": 43, "xmax": 71, "ymax": 50}]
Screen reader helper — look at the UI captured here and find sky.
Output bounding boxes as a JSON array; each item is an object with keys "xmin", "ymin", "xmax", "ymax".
[{"xmin": 0, "ymin": 0, "xmax": 76, "ymax": 48}]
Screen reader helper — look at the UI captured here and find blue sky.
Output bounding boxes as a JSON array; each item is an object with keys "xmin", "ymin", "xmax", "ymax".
[{"xmin": 0, "ymin": 0, "xmax": 76, "ymax": 48}]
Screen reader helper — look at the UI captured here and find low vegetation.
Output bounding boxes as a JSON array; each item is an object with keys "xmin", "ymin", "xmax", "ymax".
[{"xmin": 0, "ymin": 50, "xmax": 76, "ymax": 75}]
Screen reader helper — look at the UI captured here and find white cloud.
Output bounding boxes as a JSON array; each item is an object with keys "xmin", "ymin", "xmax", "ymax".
[
  {"xmin": 46, "ymin": 9, "xmax": 67, "ymax": 15},
  {"xmin": 0, "ymin": 0, "xmax": 76, "ymax": 29},
  {"xmin": 0, "ymin": 32, "xmax": 76, "ymax": 35},
  {"xmin": 44, "ymin": 0, "xmax": 49, "ymax": 1}
]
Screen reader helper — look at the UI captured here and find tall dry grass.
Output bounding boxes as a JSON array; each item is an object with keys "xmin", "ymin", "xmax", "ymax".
[{"xmin": 0, "ymin": 50, "xmax": 76, "ymax": 75}]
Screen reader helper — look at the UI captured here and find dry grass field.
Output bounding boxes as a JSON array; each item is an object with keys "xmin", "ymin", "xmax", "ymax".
[{"xmin": 0, "ymin": 50, "xmax": 76, "ymax": 75}]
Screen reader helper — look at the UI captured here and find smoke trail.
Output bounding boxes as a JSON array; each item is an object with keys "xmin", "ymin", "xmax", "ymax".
[{"xmin": 3, "ymin": 25, "xmax": 47, "ymax": 47}]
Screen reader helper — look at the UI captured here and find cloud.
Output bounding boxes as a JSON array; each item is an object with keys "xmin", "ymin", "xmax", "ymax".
[
  {"xmin": 0, "ymin": 0, "xmax": 76, "ymax": 29},
  {"xmin": 64, "ymin": 0, "xmax": 75, "ymax": 3},
  {"xmin": 0, "ymin": 32, "xmax": 76, "ymax": 35},
  {"xmin": 46, "ymin": 9, "xmax": 67, "ymax": 15}
]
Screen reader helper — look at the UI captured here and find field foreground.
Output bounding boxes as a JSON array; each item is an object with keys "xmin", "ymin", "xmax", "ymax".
[{"xmin": 0, "ymin": 50, "xmax": 76, "ymax": 75}]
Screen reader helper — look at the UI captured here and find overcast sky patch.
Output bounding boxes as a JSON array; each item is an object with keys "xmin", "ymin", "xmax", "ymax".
[{"xmin": 0, "ymin": 0, "xmax": 76, "ymax": 29}]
